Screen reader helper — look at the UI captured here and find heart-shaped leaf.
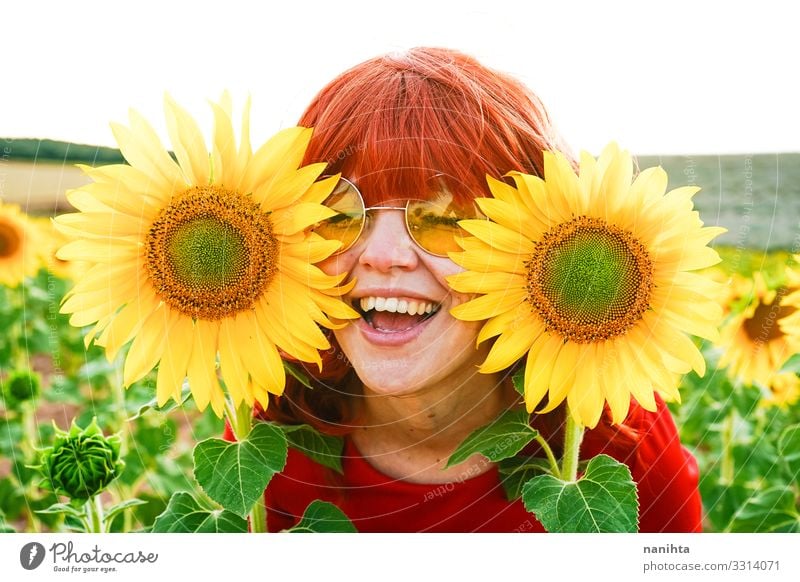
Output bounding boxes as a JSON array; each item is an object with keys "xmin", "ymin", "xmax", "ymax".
[
  {"xmin": 281, "ymin": 424, "xmax": 344, "ymax": 474},
  {"xmin": 447, "ymin": 409, "xmax": 537, "ymax": 467},
  {"xmin": 522, "ymin": 454, "xmax": 639, "ymax": 532},
  {"xmin": 286, "ymin": 500, "xmax": 357, "ymax": 533},
  {"xmin": 193, "ymin": 422, "xmax": 287, "ymax": 518},
  {"xmin": 152, "ymin": 492, "xmax": 247, "ymax": 533}
]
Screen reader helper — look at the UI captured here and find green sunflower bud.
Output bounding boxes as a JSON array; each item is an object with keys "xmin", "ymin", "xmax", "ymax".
[
  {"xmin": 35, "ymin": 418, "xmax": 124, "ymax": 501},
  {"xmin": 1, "ymin": 369, "xmax": 41, "ymax": 408}
]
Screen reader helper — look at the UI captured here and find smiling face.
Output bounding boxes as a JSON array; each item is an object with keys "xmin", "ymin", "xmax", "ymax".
[{"xmin": 319, "ymin": 208, "xmax": 490, "ymax": 397}]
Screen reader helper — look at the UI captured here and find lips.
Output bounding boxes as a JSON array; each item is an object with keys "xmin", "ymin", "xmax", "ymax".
[{"xmin": 350, "ymin": 292, "xmax": 443, "ymax": 345}]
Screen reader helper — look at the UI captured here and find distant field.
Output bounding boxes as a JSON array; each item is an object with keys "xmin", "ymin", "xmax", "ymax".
[
  {"xmin": 2, "ymin": 139, "xmax": 798, "ymax": 251},
  {"xmin": 638, "ymin": 153, "xmax": 800, "ymax": 251}
]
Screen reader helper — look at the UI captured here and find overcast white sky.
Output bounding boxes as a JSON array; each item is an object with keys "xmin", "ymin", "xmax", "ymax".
[{"xmin": 2, "ymin": 0, "xmax": 797, "ymax": 155}]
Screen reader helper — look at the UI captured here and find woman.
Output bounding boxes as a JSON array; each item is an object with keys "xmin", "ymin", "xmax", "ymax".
[{"xmin": 256, "ymin": 47, "xmax": 702, "ymax": 532}]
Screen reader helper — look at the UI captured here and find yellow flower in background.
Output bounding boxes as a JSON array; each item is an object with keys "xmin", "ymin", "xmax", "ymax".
[
  {"xmin": 448, "ymin": 143, "xmax": 725, "ymax": 428},
  {"xmin": 761, "ymin": 372, "xmax": 800, "ymax": 408},
  {"xmin": 717, "ymin": 271, "xmax": 800, "ymax": 386},
  {"xmin": 55, "ymin": 94, "xmax": 358, "ymax": 416},
  {"xmin": 779, "ymin": 256, "xmax": 800, "ymax": 339},
  {"xmin": 0, "ymin": 201, "xmax": 39, "ymax": 287},
  {"xmin": 30, "ymin": 216, "xmax": 88, "ymax": 281}
]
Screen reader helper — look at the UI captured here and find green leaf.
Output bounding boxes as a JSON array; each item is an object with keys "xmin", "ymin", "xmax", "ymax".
[
  {"xmin": 281, "ymin": 424, "xmax": 344, "ymax": 473},
  {"xmin": 152, "ymin": 492, "xmax": 248, "ymax": 533},
  {"xmin": 35, "ymin": 502, "xmax": 86, "ymax": 519},
  {"xmin": 778, "ymin": 424, "xmax": 800, "ymax": 485},
  {"xmin": 522, "ymin": 454, "xmax": 639, "ymax": 532},
  {"xmin": 446, "ymin": 409, "xmax": 537, "ymax": 468},
  {"xmin": 497, "ymin": 456, "xmax": 552, "ymax": 501},
  {"xmin": 728, "ymin": 487, "xmax": 800, "ymax": 532},
  {"xmin": 193, "ymin": 422, "xmax": 288, "ymax": 518},
  {"xmin": 779, "ymin": 353, "xmax": 800, "ymax": 374},
  {"xmin": 511, "ymin": 367, "xmax": 525, "ymax": 396},
  {"xmin": 103, "ymin": 499, "xmax": 148, "ymax": 530},
  {"xmin": 284, "ymin": 361, "xmax": 313, "ymax": 389},
  {"xmin": 286, "ymin": 500, "xmax": 357, "ymax": 533},
  {"xmin": 126, "ymin": 382, "xmax": 192, "ymax": 421}
]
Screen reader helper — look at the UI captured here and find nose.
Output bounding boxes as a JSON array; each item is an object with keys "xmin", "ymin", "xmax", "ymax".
[{"xmin": 356, "ymin": 210, "xmax": 419, "ymax": 272}]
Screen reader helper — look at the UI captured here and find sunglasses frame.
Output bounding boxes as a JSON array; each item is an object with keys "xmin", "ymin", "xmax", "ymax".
[{"xmin": 319, "ymin": 176, "xmax": 482, "ymax": 258}]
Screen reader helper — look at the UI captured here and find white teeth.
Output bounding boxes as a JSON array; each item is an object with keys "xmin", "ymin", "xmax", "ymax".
[{"xmin": 358, "ymin": 296, "xmax": 439, "ymax": 315}]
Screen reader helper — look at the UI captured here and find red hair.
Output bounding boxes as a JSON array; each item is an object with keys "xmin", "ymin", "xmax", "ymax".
[{"xmin": 263, "ymin": 47, "xmax": 637, "ymax": 448}]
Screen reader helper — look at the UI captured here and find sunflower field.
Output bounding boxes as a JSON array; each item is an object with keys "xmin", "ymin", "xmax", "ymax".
[{"xmin": 1, "ymin": 119, "xmax": 799, "ymax": 534}]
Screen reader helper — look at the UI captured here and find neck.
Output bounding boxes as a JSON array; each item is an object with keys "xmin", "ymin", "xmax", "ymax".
[{"xmin": 351, "ymin": 369, "xmax": 516, "ymax": 483}]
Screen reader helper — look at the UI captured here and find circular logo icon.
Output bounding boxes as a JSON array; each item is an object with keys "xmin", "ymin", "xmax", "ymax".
[{"xmin": 20, "ymin": 542, "xmax": 46, "ymax": 570}]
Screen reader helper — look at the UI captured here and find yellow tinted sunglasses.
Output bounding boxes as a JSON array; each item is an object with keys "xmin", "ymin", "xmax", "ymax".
[{"xmin": 313, "ymin": 177, "xmax": 484, "ymax": 257}]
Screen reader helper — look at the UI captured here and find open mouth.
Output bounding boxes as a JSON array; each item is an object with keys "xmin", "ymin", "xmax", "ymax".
[{"xmin": 354, "ymin": 296, "xmax": 442, "ymax": 332}]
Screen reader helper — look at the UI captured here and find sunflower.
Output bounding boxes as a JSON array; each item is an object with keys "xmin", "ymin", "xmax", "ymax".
[
  {"xmin": 0, "ymin": 201, "xmax": 39, "ymax": 287},
  {"xmin": 778, "ymin": 257, "xmax": 800, "ymax": 339},
  {"xmin": 761, "ymin": 372, "xmax": 800, "ymax": 408},
  {"xmin": 30, "ymin": 215, "xmax": 88, "ymax": 281},
  {"xmin": 448, "ymin": 143, "xmax": 725, "ymax": 428},
  {"xmin": 716, "ymin": 271, "xmax": 800, "ymax": 386},
  {"xmin": 55, "ymin": 95, "xmax": 358, "ymax": 416}
]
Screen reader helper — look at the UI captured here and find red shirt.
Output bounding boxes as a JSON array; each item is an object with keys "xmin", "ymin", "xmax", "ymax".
[{"xmin": 259, "ymin": 400, "xmax": 702, "ymax": 533}]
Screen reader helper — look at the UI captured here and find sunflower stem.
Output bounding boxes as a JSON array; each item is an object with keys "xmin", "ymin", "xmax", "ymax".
[
  {"xmin": 532, "ymin": 432, "xmax": 561, "ymax": 478},
  {"xmin": 720, "ymin": 411, "xmax": 735, "ymax": 485},
  {"xmin": 561, "ymin": 411, "xmax": 585, "ymax": 482},
  {"xmin": 84, "ymin": 495, "xmax": 104, "ymax": 533},
  {"xmin": 249, "ymin": 497, "xmax": 268, "ymax": 533}
]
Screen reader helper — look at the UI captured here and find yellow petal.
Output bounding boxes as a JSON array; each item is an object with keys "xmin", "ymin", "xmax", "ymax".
[
  {"xmin": 270, "ymin": 203, "xmax": 337, "ymax": 236},
  {"xmin": 210, "ymin": 100, "xmax": 237, "ymax": 187},
  {"xmin": 123, "ymin": 306, "xmax": 171, "ymax": 386},
  {"xmin": 57, "ymin": 239, "xmax": 141, "ymax": 263},
  {"xmin": 219, "ymin": 317, "xmax": 252, "ymax": 408},
  {"xmin": 234, "ymin": 311, "xmax": 287, "ymax": 394},
  {"xmin": 186, "ymin": 319, "xmax": 223, "ymax": 416},
  {"xmin": 164, "ymin": 94, "xmax": 210, "ymax": 186},
  {"xmin": 524, "ymin": 334, "xmax": 562, "ymax": 413},
  {"xmin": 538, "ymin": 340, "xmax": 579, "ymax": 414},
  {"xmin": 110, "ymin": 113, "xmax": 186, "ymax": 194},
  {"xmin": 458, "ymin": 220, "xmax": 536, "ymax": 255},
  {"xmin": 238, "ymin": 127, "xmax": 310, "ymax": 195},
  {"xmin": 449, "ymin": 287, "xmax": 528, "ymax": 321},
  {"xmin": 479, "ymin": 320, "xmax": 540, "ymax": 373},
  {"xmin": 156, "ymin": 314, "xmax": 194, "ymax": 406},
  {"xmin": 446, "ymin": 271, "xmax": 526, "ymax": 294}
]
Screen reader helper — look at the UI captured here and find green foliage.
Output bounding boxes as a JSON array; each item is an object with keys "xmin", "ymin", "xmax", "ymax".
[
  {"xmin": 727, "ymin": 488, "xmax": 800, "ymax": 533},
  {"xmin": 521, "ymin": 454, "xmax": 639, "ymax": 533},
  {"xmin": 286, "ymin": 500, "xmax": 357, "ymax": 533},
  {"xmin": 446, "ymin": 409, "xmax": 538, "ymax": 467},
  {"xmin": 281, "ymin": 424, "xmax": 344, "ymax": 473},
  {"xmin": 193, "ymin": 422, "xmax": 287, "ymax": 518},
  {"xmin": 152, "ymin": 492, "xmax": 248, "ymax": 533}
]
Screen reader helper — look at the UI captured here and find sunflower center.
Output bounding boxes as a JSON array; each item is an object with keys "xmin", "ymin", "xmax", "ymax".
[
  {"xmin": 0, "ymin": 222, "xmax": 22, "ymax": 258},
  {"xmin": 743, "ymin": 288, "xmax": 796, "ymax": 343},
  {"xmin": 145, "ymin": 186, "xmax": 278, "ymax": 320},
  {"xmin": 526, "ymin": 216, "xmax": 653, "ymax": 343}
]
